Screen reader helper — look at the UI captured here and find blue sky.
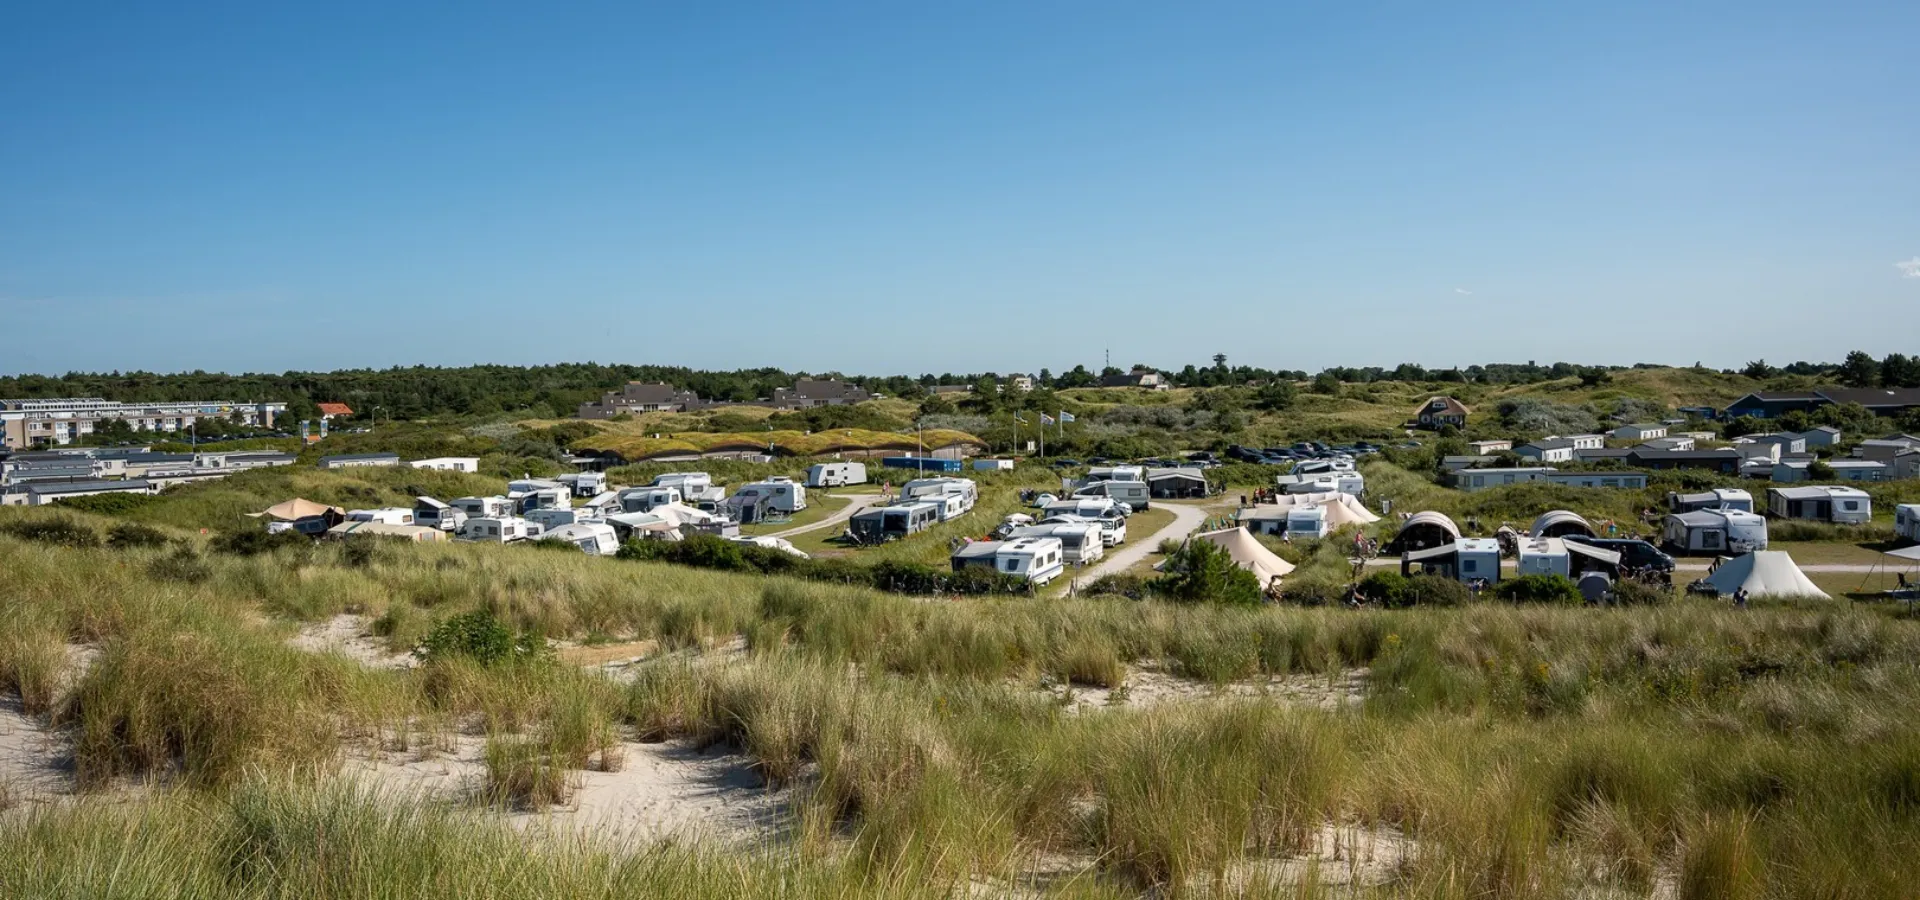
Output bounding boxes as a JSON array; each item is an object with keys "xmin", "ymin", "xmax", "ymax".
[{"xmin": 3, "ymin": 2, "xmax": 1916, "ymax": 378}]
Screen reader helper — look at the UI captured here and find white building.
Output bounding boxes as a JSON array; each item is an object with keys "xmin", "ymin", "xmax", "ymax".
[
  {"xmin": 411, "ymin": 457, "xmax": 480, "ymax": 473},
  {"xmin": 1612, "ymin": 423, "xmax": 1668, "ymax": 441}
]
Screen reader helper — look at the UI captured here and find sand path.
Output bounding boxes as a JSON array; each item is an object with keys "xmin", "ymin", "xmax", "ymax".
[
  {"xmin": 768, "ymin": 493, "xmax": 881, "ymax": 539},
  {"xmin": 1070, "ymin": 501, "xmax": 1210, "ymax": 589}
]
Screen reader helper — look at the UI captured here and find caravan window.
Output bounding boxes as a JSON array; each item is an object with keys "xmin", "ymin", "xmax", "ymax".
[
  {"xmin": 1462, "ymin": 559, "xmax": 1478, "ymax": 573},
  {"xmin": 1002, "ymin": 559, "xmax": 1017, "ymax": 572},
  {"xmin": 1843, "ymin": 501, "xmax": 1860, "ymax": 511}
]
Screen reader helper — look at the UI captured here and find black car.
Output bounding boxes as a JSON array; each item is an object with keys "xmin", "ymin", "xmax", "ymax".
[
  {"xmin": 1566, "ymin": 536, "xmax": 1674, "ymax": 572},
  {"xmin": 1185, "ymin": 451, "xmax": 1217, "ymax": 463},
  {"xmin": 1226, "ymin": 446, "xmax": 1266, "ymax": 463},
  {"xmin": 1049, "ymin": 458, "xmax": 1082, "ymax": 469}
]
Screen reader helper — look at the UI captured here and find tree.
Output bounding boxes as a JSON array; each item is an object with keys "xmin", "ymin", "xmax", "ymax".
[
  {"xmin": 1840, "ymin": 351, "xmax": 1880, "ymax": 388},
  {"xmin": 1152, "ymin": 539, "xmax": 1263, "ymax": 606},
  {"xmin": 1881, "ymin": 353, "xmax": 1920, "ymax": 389},
  {"xmin": 1311, "ymin": 372, "xmax": 1340, "ymax": 395},
  {"xmin": 1742, "ymin": 359, "xmax": 1775, "ymax": 379},
  {"xmin": 1254, "ymin": 380, "xmax": 1297, "ymax": 411}
]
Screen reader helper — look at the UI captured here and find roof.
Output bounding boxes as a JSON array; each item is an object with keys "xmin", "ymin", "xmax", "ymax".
[
  {"xmin": 1415, "ymin": 396, "xmax": 1469, "ymax": 416},
  {"xmin": 1814, "ymin": 388, "xmax": 1920, "ymax": 408},
  {"xmin": 251, "ymin": 497, "xmax": 345, "ymax": 520},
  {"xmin": 316, "ymin": 403, "xmax": 354, "ymax": 416},
  {"xmin": 1145, "ymin": 467, "xmax": 1206, "ymax": 481},
  {"xmin": 1574, "ymin": 448, "xmax": 1635, "ymax": 459},
  {"xmin": 414, "ymin": 496, "xmax": 450, "ymax": 509},
  {"xmin": 952, "ymin": 541, "xmax": 1004, "ymax": 561},
  {"xmin": 1564, "ymin": 541, "xmax": 1622, "ymax": 566},
  {"xmin": 1615, "ymin": 423, "xmax": 1664, "ymax": 432},
  {"xmin": 28, "ymin": 479, "xmax": 151, "ymax": 495},
  {"xmin": 326, "ymin": 522, "xmax": 444, "ymax": 541},
  {"xmin": 1403, "ymin": 511, "xmax": 1461, "ymax": 538},
  {"xmin": 1529, "ymin": 510, "xmax": 1594, "ymax": 537},
  {"xmin": 318, "ymin": 452, "xmax": 400, "ymax": 463},
  {"xmin": 1630, "ymin": 449, "xmax": 1742, "ymax": 460},
  {"xmin": 1826, "ymin": 459, "xmax": 1886, "ymax": 469},
  {"xmin": 1770, "ymin": 485, "xmax": 1871, "ymax": 500},
  {"xmin": 1521, "ymin": 438, "xmax": 1576, "ymax": 451},
  {"xmin": 1702, "ymin": 551, "xmax": 1829, "ymax": 599}
]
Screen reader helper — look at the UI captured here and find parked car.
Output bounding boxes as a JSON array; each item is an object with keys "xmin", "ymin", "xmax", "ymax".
[{"xmin": 1565, "ymin": 536, "xmax": 1675, "ymax": 572}]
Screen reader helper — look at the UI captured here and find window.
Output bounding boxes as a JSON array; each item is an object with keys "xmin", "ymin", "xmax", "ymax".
[
  {"xmin": 1704, "ymin": 531, "xmax": 1722, "ymax": 548},
  {"xmin": 1002, "ymin": 559, "xmax": 1017, "ymax": 572},
  {"xmin": 1843, "ymin": 501, "xmax": 1860, "ymax": 511},
  {"xmin": 1462, "ymin": 559, "xmax": 1477, "ymax": 573},
  {"xmin": 1603, "ymin": 479, "xmax": 1619, "ymax": 488}
]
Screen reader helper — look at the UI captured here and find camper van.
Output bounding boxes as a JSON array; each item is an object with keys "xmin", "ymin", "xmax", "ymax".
[
  {"xmin": 735, "ymin": 477, "xmax": 807, "ymax": 513},
  {"xmin": 1073, "ymin": 479, "xmax": 1150, "ymax": 511},
  {"xmin": 806, "ymin": 462, "xmax": 868, "ymax": 488},
  {"xmin": 1007, "ymin": 521, "xmax": 1105, "ymax": 565},
  {"xmin": 619, "ymin": 487, "xmax": 683, "ymax": 514},
  {"xmin": 345, "ymin": 508, "xmax": 414, "ymax": 526},
  {"xmin": 848, "ymin": 502, "xmax": 939, "ymax": 543},
  {"xmin": 1039, "ymin": 499, "xmax": 1128, "ymax": 546},
  {"xmin": 452, "ymin": 496, "xmax": 515, "ymax": 519},
  {"xmin": 1899, "ymin": 504, "xmax": 1920, "ymax": 544},
  {"xmin": 543, "ymin": 522, "xmax": 620, "ymax": 556},
  {"xmin": 456, "ymin": 517, "xmax": 539, "ymax": 544},
  {"xmin": 413, "ymin": 497, "xmax": 467, "ymax": 532}
]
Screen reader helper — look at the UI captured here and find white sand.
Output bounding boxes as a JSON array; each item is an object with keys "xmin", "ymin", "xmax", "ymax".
[
  {"xmin": 1046, "ymin": 665, "xmax": 1369, "ymax": 714},
  {"xmin": 289, "ymin": 614, "xmax": 417, "ymax": 669}
]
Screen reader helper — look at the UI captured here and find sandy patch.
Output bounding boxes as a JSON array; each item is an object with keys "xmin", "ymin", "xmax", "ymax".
[
  {"xmin": 341, "ymin": 733, "xmax": 791, "ymax": 846},
  {"xmin": 556, "ymin": 639, "xmax": 660, "ymax": 668},
  {"xmin": 0, "ymin": 698, "xmax": 73, "ymax": 809},
  {"xmin": 1047, "ymin": 666, "xmax": 1369, "ymax": 713},
  {"xmin": 289, "ymin": 615, "xmax": 417, "ymax": 670},
  {"xmin": 1229, "ymin": 822, "xmax": 1417, "ymax": 889}
]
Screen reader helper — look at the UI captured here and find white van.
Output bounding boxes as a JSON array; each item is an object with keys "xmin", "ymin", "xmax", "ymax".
[
  {"xmin": 806, "ymin": 462, "xmax": 868, "ymax": 488},
  {"xmin": 456, "ymin": 517, "xmax": 539, "ymax": 543},
  {"xmin": 346, "ymin": 508, "xmax": 414, "ymax": 526},
  {"xmin": 544, "ymin": 522, "xmax": 620, "ymax": 556}
]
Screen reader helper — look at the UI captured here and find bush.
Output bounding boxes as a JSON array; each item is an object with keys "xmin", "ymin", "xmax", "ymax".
[
  {"xmin": 416, "ymin": 610, "xmax": 545, "ymax": 666},
  {"xmin": 105, "ymin": 522, "xmax": 171, "ymax": 549},
  {"xmin": 148, "ymin": 546, "xmax": 213, "ymax": 584},
  {"xmin": 0, "ymin": 517, "xmax": 100, "ymax": 549},
  {"xmin": 210, "ymin": 529, "xmax": 312, "ymax": 557},
  {"xmin": 1084, "ymin": 574, "xmax": 1151, "ymax": 600},
  {"xmin": 50, "ymin": 492, "xmax": 154, "ymax": 515},
  {"xmin": 1610, "ymin": 578, "xmax": 1672, "ymax": 607},
  {"xmin": 1152, "ymin": 539, "xmax": 1263, "ymax": 606},
  {"xmin": 1494, "ymin": 574, "xmax": 1583, "ymax": 605},
  {"xmin": 1358, "ymin": 571, "xmax": 1412, "ymax": 607}
]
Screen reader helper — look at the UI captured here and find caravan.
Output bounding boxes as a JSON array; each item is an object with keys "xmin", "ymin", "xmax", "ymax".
[
  {"xmin": 619, "ymin": 487, "xmax": 683, "ymax": 514},
  {"xmin": 806, "ymin": 462, "xmax": 868, "ymax": 488},
  {"xmin": 651, "ymin": 472, "xmax": 715, "ymax": 501},
  {"xmin": 948, "ymin": 537, "xmax": 1065, "ymax": 586},
  {"xmin": 1286, "ymin": 505, "xmax": 1330, "ymax": 540},
  {"xmin": 1007, "ymin": 520, "xmax": 1105, "ymax": 564},
  {"xmin": 1039, "ymin": 498, "xmax": 1128, "ymax": 546},
  {"xmin": 1663, "ymin": 510, "xmax": 1769, "ymax": 555},
  {"xmin": 1073, "ymin": 478, "xmax": 1150, "ymax": 511},
  {"xmin": 451, "ymin": 496, "xmax": 515, "ymax": 519},
  {"xmin": 1899, "ymin": 504, "xmax": 1920, "ymax": 544},
  {"xmin": 849, "ymin": 502, "xmax": 940, "ymax": 543},
  {"xmin": 346, "ymin": 508, "xmax": 415, "ymax": 526},
  {"xmin": 524, "ymin": 507, "xmax": 593, "ymax": 532},
  {"xmin": 413, "ymin": 497, "xmax": 467, "ymax": 532},
  {"xmin": 735, "ymin": 477, "xmax": 807, "ymax": 513},
  {"xmin": 901, "ymin": 477, "xmax": 978, "ymax": 512},
  {"xmin": 554, "ymin": 473, "xmax": 607, "ymax": 498},
  {"xmin": 544, "ymin": 522, "xmax": 620, "ymax": 556},
  {"xmin": 456, "ymin": 517, "xmax": 540, "ymax": 544}
]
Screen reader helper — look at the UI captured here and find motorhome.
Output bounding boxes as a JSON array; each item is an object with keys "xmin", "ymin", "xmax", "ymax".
[
  {"xmin": 1039, "ymin": 499, "xmax": 1128, "ymax": 546},
  {"xmin": 413, "ymin": 497, "xmax": 467, "ymax": 532},
  {"xmin": 345, "ymin": 508, "xmax": 414, "ymax": 526},
  {"xmin": 806, "ymin": 462, "xmax": 868, "ymax": 488},
  {"xmin": 848, "ymin": 502, "xmax": 940, "ymax": 543},
  {"xmin": 451, "ymin": 496, "xmax": 515, "ymax": 519},
  {"xmin": 1073, "ymin": 478, "xmax": 1150, "ymax": 511},
  {"xmin": 1662, "ymin": 510, "xmax": 1769, "ymax": 555},
  {"xmin": 1006, "ymin": 520, "xmax": 1105, "ymax": 565},
  {"xmin": 619, "ymin": 486, "xmax": 683, "ymax": 514},
  {"xmin": 543, "ymin": 522, "xmax": 620, "ymax": 556},
  {"xmin": 456, "ymin": 517, "xmax": 540, "ymax": 543},
  {"xmin": 735, "ymin": 477, "xmax": 806, "ymax": 513}
]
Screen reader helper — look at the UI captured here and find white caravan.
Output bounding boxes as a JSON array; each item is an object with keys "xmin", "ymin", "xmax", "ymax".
[
  {"xmin": 1007, "ymin": 521, "xmax": 1105, "ymax": 565},
  {"xmin": 901, "ymin": 477, "xmax": 978, "ymax": 512},
  {"xmin": 524, "ymin": 507, "xmax": 594, "ymax": 532},
  {"xmin": 1899, "ymin": 504, "xmax": 1920, "ymax": 544},
  {"xmin": 544, "ymin": 522, "xmax": 620, "ymax": 556},
  {"xmin": 554, "ymin": 473, "xmax": 607, "ymax": 498},
  {"xmin": 346, "ymin": 508, "xmax": 414, "ymax": 526},
  {"xmin": 1040, "ymin": 499, "xmax": 1128, "ymax": 546},
  {"xmin": 1286, "ymin": 505, "xmax": 1330, "ymax": 540},
  {"xmin": 806, "ymin": 462, "xmax": 868, "ymax": 488},
  {"xmin": 413, "ymin": 497, "xmax": 467, "ymax": 532},
  {"xmin": 451, "ymin": 496, "xmax": 515, "ymax": 519},
  {"xmin": 456, "ymin": 517, "xmax": 540, "ymax": 544},
  {"xmin": 1073, "ymin": 478, "xmax": 1149, "ymax": 511},
  {"xmin": 734, "ymin": 477, "xmax": 807, "ymax": 513},
  {"xmin": 995, "ymin": 536, "xmax": 1066, "ymax": 586},
  {"xmin": 618, "ymin": 486, "xmax": 683, "ymax": 514},
  {"xmin": 650, "ymin": 473, "xmax": 714, "ymax": 500}
]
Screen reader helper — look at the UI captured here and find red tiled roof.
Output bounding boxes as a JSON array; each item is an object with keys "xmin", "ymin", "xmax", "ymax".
[{"xmin": 316, "ymin": 403, "xmax": 354, "ymax": 416}]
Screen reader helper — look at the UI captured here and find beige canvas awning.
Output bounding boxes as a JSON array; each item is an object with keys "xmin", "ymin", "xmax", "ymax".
[{"xmin": 250, "ymin": 498, "xmax": 345, "ymax": 521}]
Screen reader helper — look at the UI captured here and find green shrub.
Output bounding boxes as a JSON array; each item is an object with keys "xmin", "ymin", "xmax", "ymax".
[
  {"xmin": 50, "ymin": 492, "xmax": 154, "ymax": 515},
  {"xmin": 147, "ymin": 546, "xmax": 213, "ymax": 584},
  {"xmin": 105, "ymin": 522, "xmax": 171, "ymax": 549},
  {"xmin": 0, "ymin": 517, "xmax": 100, "ymax": 548},
  {"xmin": 1084, "ymin": 574, "xmax": 1151, "ymax": 600},
  {"xmin": 1359, "ymin": 571, "xmax": 1412, "ymax": 607},
  {"xmin": 416, "ymin": 610, "xmax": 545, "ymax": 666},
  {"xmin": 1404, "ymin": 574, "xmax": 1471, "ymax": 607},
  {"xmin": 209, "ymin": 529, "xmax": 311, "ymax": 557},
  {"xmin": 1495, "ymin": 574, "xmax": 1583, "ymax": 605},
  {"xmin": 1152, "ymin": 539, "xmax": 1263, "ymax": 606},
  {"xmin": 1610, "ymin": 578, "xmax": 1672, "ymax": 607}
]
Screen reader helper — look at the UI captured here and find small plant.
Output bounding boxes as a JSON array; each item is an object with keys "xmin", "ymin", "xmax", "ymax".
[
  {"xmin": 415, "ymin": 610, "xmax": 545, "ymax": 666},
  {"xmin": 106, "ymin": 522, "xmax": 172, "ymax": 549},
  {"xmin": 483, "ymin": 737, "xmax": 574, "ymax": 809},
  {"xmin": 210, "ymin": 529, "xmax": 311, "ymax": 557},
  {"xmin": 1494, "ymin": 574, "xmax": 1583, "ymax": 605}
]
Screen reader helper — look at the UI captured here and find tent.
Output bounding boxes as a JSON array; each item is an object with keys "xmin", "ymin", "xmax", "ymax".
[
  {"xmin": 1316, "ymin": 498, "xmax": 1372, "ymax": 529},
  {"xmin": 1700, "ymin": 551, "xmax": 1830, "ymax": 600},
  {"xmin": 1886, "ymin": 545, "xmax": 1920, "ymax": 563},
  {"xmin": 1181, "ymin": 527, "xmax": 1296, "ymax": 584},
  {"xmin": 1332, "ymin": 493, "xmax": 1382, "ymax": 524},
  {"xmin": 1530, "ymin": 510, "xmax": 1596, "ymax": 539},
  {"xmin": 250, "ymin": 498, "xmax": 345, "ymax": 521},
  {"xmin": 325, "ymin": 521, "xmax": 445, "ymax": 542},
  {"xmin": 1385, "ymin": 511, "xmax": 1459, "ymax": 554}
]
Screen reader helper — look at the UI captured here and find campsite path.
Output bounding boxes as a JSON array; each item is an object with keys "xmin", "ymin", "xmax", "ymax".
[
  {"xmin": 769, "ymin": 493, "xmax": 882, "ymax": 540},
  {"xmin": 1673, "ymin": 562, "xmax": 1898, "ymax": 573},
  {"xmin": 1070, "ymin": 501, "xmax": 1210, "ymax": 589}
]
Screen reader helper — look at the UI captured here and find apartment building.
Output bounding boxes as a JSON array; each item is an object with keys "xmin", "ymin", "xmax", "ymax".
[{"xmin": 0, "ymin": 398, "xmax": 288, "ymax": 449}]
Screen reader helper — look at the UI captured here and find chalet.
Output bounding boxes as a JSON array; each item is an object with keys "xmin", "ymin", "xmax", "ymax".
[
  {"xmin": 1466, "ymin": 440, "xmax": 1511, "ymax": 454},
  {"xmin": 317, "ymin": 452, "xmax": 401, "ymax": 470},
  {"xmin": 1799, "ymin": 426, "xmax": 1842, "ymax": 448},
  {"xmin": 1451, "ymin": 467, "xmax": 1552, "ymax": 492},
  {"xmin": 1612, "ymin": 423, "xmax": 1668, "ymax": 441},
  {"xmin": 1741, "ymin": 433, "xmax": 1807, "ymax": 455},
  {"xmin": 1514, "ymin": 438, "xmax": 1577, "ymax": 463},
  {"xmin": 1098, "ymin": 367, "xmax": 1171, "ymax": 390},
  {"xmin": 1573, "ymin": 447, "xmax": 1635, "ymax": 464},
  {"xmin": 1855, "ymin": 436, "xmax": 1920, "ymax": 462},
  {"xmin": 1627, "ymin": 448, "xmax": 1742, "ymax": 473},
  {"xmin": 1726, "ymin": 388, "xmax": 1920, "ymax": 420},
  {"xmin": 1542, "ymin": 470, "xmax": 1649, "ymax": 490},
  {"xmin": 1414, "ymin": 397, "xmax": 1469, "ymax": 430},
  {"xmin": 771, "ymin": 379, "xmax": 873, "ymax": 409},
  {"xmin": 1825, "ymin": 459, "xmax": 1889, "ymax": 482},
  {"xmin": 577, "ymin": 382, "xmax": 704, "ymax": 419},
  {"xmin": 315, "ymin": 403, "xmax": 354, "ymax": 420}
]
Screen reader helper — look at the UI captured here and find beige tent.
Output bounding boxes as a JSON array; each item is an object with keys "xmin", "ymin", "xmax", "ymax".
[
  {"xmin": 1332, "ymin": 493, "xmax": 1381, "ymax": 524},
  {"xmin": 1186, "ymin": 527, "xmax": 1296, "ymax": 584},
  {"xmin": 250, "ymin": 498, "xmax": 345, "ymax": 521},
  {"xmin": 1701, "ymin": 551, "xmax": 1829, "ymax": 600},
  {"xmin": 325, "ymin": 521, "xmax": 446, "ymax": 542},
  {"xmin": 1317, "ymin": 498, "xmax": 1372, "ymax": 529}
]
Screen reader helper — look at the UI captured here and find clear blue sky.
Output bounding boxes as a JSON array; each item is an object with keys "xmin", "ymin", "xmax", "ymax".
[{"xmin": 3, "ymin": 2, "xmax": 1916, "ymax": 378}]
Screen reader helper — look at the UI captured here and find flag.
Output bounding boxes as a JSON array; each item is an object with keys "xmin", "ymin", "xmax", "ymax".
[
  {"xmin": 1059, "ymin": 411, "xmax": 1076, "ymax": 423},
  {"xmin": 1040, "ymin": 413, "xmax": 1055, "ymax": 425}
]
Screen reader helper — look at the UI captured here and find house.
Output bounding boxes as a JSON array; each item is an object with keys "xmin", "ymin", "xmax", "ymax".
[
  {"xmin": 411, "ymin": 457, "xmax": 480, "ymax": 473},
  {"xmin": 1824, "ymin": 459, "xmax": 1888, "ymax": 482},
  {"xmin": 316, "ymin": 403, "xmax": 354, "ymax": 420},
  {"xmin": 1677, "ymin": 406, "xmax": 1719, "ymax": 420},
  {"xmin": 1413, "ymin": 397, "xmax": 1469, "ymax": 430},
  {"xmin": 1467, "ymin": 440, "xmax": 1512, "ymax": 454},
  {"xmin": 1891, "ymin": 450, "xmax": 1920, "ymax": 481},
  {"xmin": 317, "ymin": 452, "xmax": 401, "ymax": 470},
  {"xmin": 1767, "ymin": 485, "xmax": 1872, "ymax": 524},
  {"xmin": 2, "ymin": 478, "xmax": 156, "ymax": 507},
  {"xmin": 1573, "ymin": 447, "xmax": 1635, "ymax": 464},
  {"xmin": 928, "ymin": 384, "xmax": 973, "ymax": 395},
  {"xmin": 1612, "ymin": 423, "xmax": 1668, "ymax": 441},
  {"xmin": 1451, "ymin": 467, "xmax": 1552, "ymax": 492},
  {"xmin": 1854, "ymin": 436, "xmax": 1920, "ymax": 462},
  {"xmin": 1008, "ymin": 375, "xmax": 1035, "ymax": 392},
  {"xmin": 1637, "ymin": 436, "xmax": 1696, "ymax": 452},
  {"xmin": 1627, "ymin": 448, "xmax": 1742, "ymax": 473},
  {"xmin": 1440, "ymin": 455, "xmax": 1499, "ymax": 472},
  {"xmin": 1145, "ymin": 467, "xmax": 1209, "ymax": 499},
  {"xmin": 1514, "ymin": 438, "xmax": 1577, "ymax": 463},
  {"xmin": 770, "ymin": 379, "xmax": 873, "ymax": 409},
  {"xmin": 577, "ymin": 382, "xmax": 704, "ymax": 419},
  {"xmin": 1541, "ymin": 471, "xmax": 1649, "ymax": 490},
  {"xmin": 1800, "ymin": 426, "xmax": 1842, "ymax": 448},
  {"xmin": 1, "ymin": 397, "xmax": 288, "ymax": 449},
  {"xmin": 1741, "ymin": 433, "xmax": 1807, "ymax": 455},
  {"xmin": 1099, "ymin": 367, "xmax": 1170, "ymax": 390},
  {"xmin": 1726, "ymin": 388, "xmax": 1920, "ymax": 420}
]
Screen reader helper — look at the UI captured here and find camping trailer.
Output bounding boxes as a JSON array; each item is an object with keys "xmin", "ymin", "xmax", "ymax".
[
  {"xmin": 1006, "ymin": 521, "xmax": 1105, "ymax": 565},
  {"xmin": 735, "ymin": 477, "xmax": 806, "ymax": 513},
  {"xmin": 1667, "ymin": 489, "xmax": 1754, "ymax": 514},
  {"xmin": 1898, "ymin": 504, "xmax": 1920, "ymax": 544},
  {"xmin": 901, "ymin": 477, "xmax": 978, "ymax": 510},
  {"xmin": 1073, "ymin": 478, "xmax": 1150, "ymax": 511},
  {"xmin": 619, "ymin": 487, "xmax": 684, "ymax": 514},
  {"xmin": 451, "ymin": 496, "xmax": 514, "ymax": 519},
  {"xmin": 1767, "ymin": 486, "xmax": 1872, "ymax": 525},
  {"xmin": 1039, "ymin": 499, "xmax": 1127, "ymax": 545},
  {"xmin": 524, "ymin": 507, "xmax": 590, "ymax": 532},
  {"xmin": 849, "ymin": 502, "xmax": 940, "ymax": 543},
  {"xmin": 544, "ymin": 522, "xmax": 620, "ymax": 556},
  {"xmin": 806, "ymin": 462, "xmax": 868, "ymax": 488},
  {"xmin": 413, "ymin": 497, "xmax": 467, "ymax": 532},
  {"xmin": 994, "ymin": 537, "xmax": 1065, "ymax": 586},
  {"xmin": 554, "ymin": 473, "xmax": 607, "ymax": 498},
  {"xmin": 1663, "ymin": 510, "xmax": 1769, "ymax": 555},
  {"xmin": 456, "ymin": 517, "xmax": 539, "ymax": 544},
  {"xmin": 346, "ymin": 508, "xmax": 415, "ymax": 526},
  {"xmin": 650, "ymin": 472, "xmax": 714, "ymax": 497},
  {"xmin": 915, "ymin": 492, "xmax": 971, "ymax": 522},
  {"xmin": 1401, "ymin": 537, "xmax": 1502, "ymax": 585},
  {"xmin": 515, "ymin": 488, "xmax": 571, "ymax": 514},
  {"xmin": 1085, "ymin": 465, "xmax": 1146, "ymax": 484},
  {"xmin": 1286, "ymin": 505, "xmax": 1331, "ymax": 540},
  {"xmin": 1517, "ymin": 537, "xmax": 1621, "ymax": 579}
]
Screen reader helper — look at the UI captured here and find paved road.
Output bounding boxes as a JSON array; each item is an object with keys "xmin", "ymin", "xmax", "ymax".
[
  {"xmin": 768, "ymin": 493, "xmax": 881, "ymax": 539},
  {"xmin": 1069, "ymin": 501, "xmax": 1211, "ymax": 589}
]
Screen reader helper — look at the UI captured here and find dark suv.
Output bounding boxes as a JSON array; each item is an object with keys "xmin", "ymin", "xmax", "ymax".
[{"xmin": 1566, "ymin": 536, "xmax": 1674, "ymax": 572}]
